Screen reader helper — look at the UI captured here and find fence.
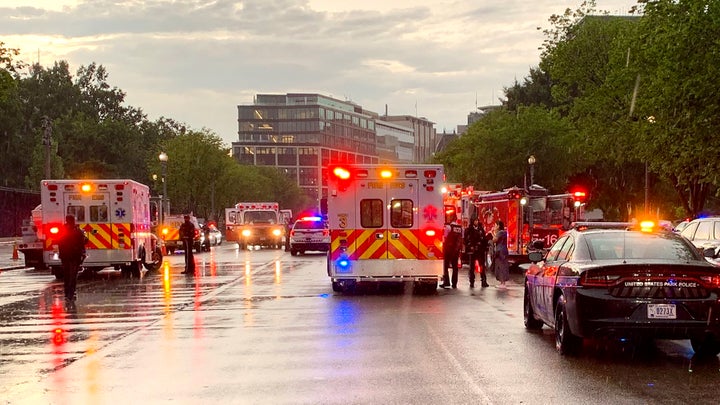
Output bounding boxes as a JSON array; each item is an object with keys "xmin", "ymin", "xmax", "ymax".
[{"xmin": 0, "ymin": 186, "xmax": 40, "ymax": 237}]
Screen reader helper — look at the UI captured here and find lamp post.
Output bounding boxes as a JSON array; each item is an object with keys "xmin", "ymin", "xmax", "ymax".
[
  {"xmin": 159, "ymin": 152, "xmax": 168, "ymax": 222},
  {"xmin": 528, "ymin": 155, "xmax": 536, "ymax": 188},
  {"xmin": 527, "ymin": 155, "xmax": 536, "ymax": 242}
]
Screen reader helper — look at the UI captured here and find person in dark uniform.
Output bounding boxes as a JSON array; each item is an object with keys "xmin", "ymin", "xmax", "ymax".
[
  {"xmin": 464, "ymin": 217, "xmax": 490, "ymax": 288},
  {"xmin": 441, "ymin": 214, "xmax": 463, "ymax": 289},
  {"xmin": 58, "ymin": 214, "xmax": 87, "ymax": 302},
  {"xmin": 179, "ymin": 215, "xmax": 196, "ymax": 274}
]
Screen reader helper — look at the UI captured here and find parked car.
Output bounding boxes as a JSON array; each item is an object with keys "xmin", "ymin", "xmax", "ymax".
[
  {"xmin": 199, "ymin": 222, "xmax": 223, "ymax": 251},
  {"xmin": 289, "ymin": 216, "xmax": 330, "ymax": 256},
  {"xmin": 524, "ymin": 221, "xmax": 720, "ymax": 356},
  {"xmin": 679, "ymin": 216, "xmax": 720, "ymax": 252}
]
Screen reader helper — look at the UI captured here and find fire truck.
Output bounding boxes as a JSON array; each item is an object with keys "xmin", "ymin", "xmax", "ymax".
[
  {"xmin": 326, "ymin": 164, "xmax": 445, "ymax": 293},
  {"xmin": 224, "ymin": 202, "xmax": 285, "ymax": 249},
  {"xmin": 40, "ymin": 179, "xmax": 161, "ymax": 279},
  {"xmin": 466, "ymin": 185, "xmax": 585, "ymax": 266}
]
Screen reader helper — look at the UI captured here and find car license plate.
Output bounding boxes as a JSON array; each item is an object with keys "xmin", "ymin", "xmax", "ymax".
[{"xmin": 648, "ymin": 304, "xmax": 676, "ymax": 319}]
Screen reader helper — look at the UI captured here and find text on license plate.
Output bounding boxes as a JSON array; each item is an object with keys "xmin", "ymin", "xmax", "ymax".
[{"xmin": 647, "ymin": 304, "xmax": 676, "ymax": 319}]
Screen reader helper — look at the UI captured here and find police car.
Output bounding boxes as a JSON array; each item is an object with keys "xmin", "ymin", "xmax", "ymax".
[{"xmin": 289, "ymin": 216, "xmax": 330, "ymax": 256}]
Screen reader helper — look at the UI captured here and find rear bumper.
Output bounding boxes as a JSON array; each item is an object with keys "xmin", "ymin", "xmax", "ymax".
[
  {"xmin": 571, "ymin": 289, "xmax": 720, "ymax": 340},
  {"xmin": 290, "ymin": 242, "xmax": 329, "ymax": 251}
]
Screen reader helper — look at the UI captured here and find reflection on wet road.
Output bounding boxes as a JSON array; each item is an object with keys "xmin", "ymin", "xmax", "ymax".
[{"xmin": 0, "ymin": 245, "xmax": 309, "ymax": 397}]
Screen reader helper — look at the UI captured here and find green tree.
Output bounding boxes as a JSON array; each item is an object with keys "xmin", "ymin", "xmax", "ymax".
[
  {"xmin": 435, "ymin": 107, "xmax": 577, "ymax": 194},
  {"xmin": 630, "ymin": 0, "xmax": 720, "ymax": 217}
]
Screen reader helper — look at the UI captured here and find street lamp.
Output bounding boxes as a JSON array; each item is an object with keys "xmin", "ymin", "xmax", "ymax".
[
  {"xmin": 528, "ymin": 155, "xmax": 536, "ymax": 188},
  {"xmin": 527, "ymin": 155, "xmax": 536, "ymax": 243},
  {"xmin": 159, "ymin": 151, "xmax": 168, "ymax": 222}
]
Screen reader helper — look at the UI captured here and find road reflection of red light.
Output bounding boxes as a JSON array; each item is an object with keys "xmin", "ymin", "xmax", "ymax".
[
  {"xmin": 162, "ymin": 261, "xmax": 174, "ymax": 340},
  {"xmin": 209, "ymin": 248, "xmax": 217, "ymax": 276},
  {"xmin": 50, "ymin": 297, "xmax": 67, "ymax": 396}
]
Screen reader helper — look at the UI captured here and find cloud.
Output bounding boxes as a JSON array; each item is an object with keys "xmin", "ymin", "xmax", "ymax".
[{"xmin": 1, "ymin": 0, "xmax": 638, "ymax": 145}]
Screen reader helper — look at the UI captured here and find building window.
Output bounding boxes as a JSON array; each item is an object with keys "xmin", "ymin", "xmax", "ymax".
[
  {"xmin": 390, "ymin": 199, "xmax": 413, "ymax": 228},
  {"xmin": 299, "ymin": 167, "xmax": 318, "ymax": 186},
  {"xmin": 360, "ymin": 199, "xmax": 383, "ymax": 228},
  {"xmin": 256, "ymin": 147, "xmax": 276, "ymax": 165},
  {"xmin": 298, "ymin": 147, "xmax": 318, "ymax": 166},
  {"xmin": 235, "ymin": 146, "xmax": 255, "ymax": 164},
  {"xmin": 277, "ymin": 147, "xmax": 297, "ymax": 165}
]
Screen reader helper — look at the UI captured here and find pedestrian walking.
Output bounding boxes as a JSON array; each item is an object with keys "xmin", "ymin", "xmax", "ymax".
[
  {"xmin": 179, "ymin": 215, "xmax": 196, "ymax": 274},
  {"xmin": 441, "ymin": 214, "xmax": 463, "ymax": 289},
  {"xmin": 58, "ymin": 214, "xmax": 87, "ymax": 302},
  {"xmin": 492, "ymin": 220, "xmax": 510, "ymax": 288},
  {"xmin": 464, "ymin": 217, "xmax": 490, "ymax": 288}
]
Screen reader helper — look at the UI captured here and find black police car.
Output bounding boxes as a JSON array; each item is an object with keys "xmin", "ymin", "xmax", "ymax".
[{"xmin": 524, "ymin": 221, "xmax": 720, "ymax": 356}]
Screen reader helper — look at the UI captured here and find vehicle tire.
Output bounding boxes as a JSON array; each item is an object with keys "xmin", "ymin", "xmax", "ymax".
[
  {"xmin": 238, "ymin": 242, "xmax": 245, "ymax": 250},
  {"xmin": 52, "ymin": 266, "xmax": 64, "ymax": 281},
  {"xmin": 291, "ymin": 249, "xmax": 298, "ymax": 256},
  {"xmin": 143, "ymin": 247, "xmax": 163, "ymax": 271},
  {"xmin": 555, "ymin": 296, "xmax": 582, "ymax": 355},
  {"xmin": 332, "ymin": 281, "xmax": 343, "ymax": 292},
  {"xmin": 691, "ymin": 334, "xmax": 720, "ymax": 357},
  {"xmin": 168, "ymin": 248, "xmax": 175, "ymax": 255},
  {"xmin": 130, "ymin": 261, "xmax": 142, "ymax": 278},
  {"xmin": 120, "ymin": 265, "xmax": 131, "ymax": 278},
  {"xmin": 524, "ymin": 284, "xmax": 544, "ymax": 330}
]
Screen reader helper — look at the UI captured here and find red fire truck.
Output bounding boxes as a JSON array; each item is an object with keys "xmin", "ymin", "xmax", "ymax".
[{"xmin": 465, "ymin": 185, "xmax": 585, "ymax": 266}]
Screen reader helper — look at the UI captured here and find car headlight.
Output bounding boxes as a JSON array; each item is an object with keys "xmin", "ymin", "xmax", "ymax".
[
  {"xmin": 272, "ymin": 229, "xmax": 282, "ymax": 236},
  {"xmin": 241, "ymin": 229, "xmax": 251, "ymax": 237}
]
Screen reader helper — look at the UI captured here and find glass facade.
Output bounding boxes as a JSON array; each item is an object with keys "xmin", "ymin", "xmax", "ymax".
[{"xmin": 232, "ymin": 94, "xmax": 379, "ymax": 204}]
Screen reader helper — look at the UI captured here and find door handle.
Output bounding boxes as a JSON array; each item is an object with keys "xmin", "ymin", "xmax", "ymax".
[
  {"xmin": 375, "ymin": 233, "xmax": 384, "ymax": 240},
  {"xmin": 391, "ymin": 232, "xmax": 400, "ymax": 239}
]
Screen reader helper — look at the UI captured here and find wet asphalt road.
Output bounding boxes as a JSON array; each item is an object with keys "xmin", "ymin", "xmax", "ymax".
[{"xmin": 1, "ymin": 243, "xmax": 719, "ymax": 404}]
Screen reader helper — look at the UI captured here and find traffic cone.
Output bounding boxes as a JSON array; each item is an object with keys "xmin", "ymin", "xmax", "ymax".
[{"xmin": 12, "ymin": 242, "xmax": 19, "ymax": 260}]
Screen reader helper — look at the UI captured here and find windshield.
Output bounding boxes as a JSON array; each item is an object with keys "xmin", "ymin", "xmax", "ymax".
[{"xmin": 243, "ymin": 211, "xmax": 277, "ymax": 224}]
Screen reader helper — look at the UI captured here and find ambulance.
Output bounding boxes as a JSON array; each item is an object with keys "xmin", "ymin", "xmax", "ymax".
[
  {"xmin": 40, "ymin": 179, "xmax": 161, "ymax": 279},
  {"xmin": 224, "ymin": 202, "xmax": 285, "ymax": 249},
  {"xmin": 326, "ymin": 164, "xmax": 445, "ymax": 293}
]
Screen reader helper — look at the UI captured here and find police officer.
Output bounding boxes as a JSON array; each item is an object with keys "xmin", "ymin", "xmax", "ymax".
[
  {"xmin": 464, "ymin": 217, "xmax": 490, "ymax": 288},
  {"xmin": 441, "ymin": 214, "xmax": 463, "ymax": 289},
  {"xmin": 179, "ymin": 215, "xmax": 196, "ymax": 274},
  {"xmin": 59, "ymin": 214, "xmax": 87, "ymax": 302}
]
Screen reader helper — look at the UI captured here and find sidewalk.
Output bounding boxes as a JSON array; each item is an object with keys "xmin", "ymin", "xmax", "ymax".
[{"xmin": 0, "ymin": 237, "xmax": 27, "ymax": 271}]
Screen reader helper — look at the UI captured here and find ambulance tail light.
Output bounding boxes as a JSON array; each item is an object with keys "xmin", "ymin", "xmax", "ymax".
[
  {"xmin": 424, "ymin": 170, "xmax": 437, "ymax": 178},
  {"xmin": 333, "ymin": 167, "xmax": 351, "ymax": 180},
  {"xmin": 49, "ymin": 225, "xmax": 61, "ymax": 235},
  {"xmin": 425, "ymin": 229, "xmax": 436, "ymax": 237}
]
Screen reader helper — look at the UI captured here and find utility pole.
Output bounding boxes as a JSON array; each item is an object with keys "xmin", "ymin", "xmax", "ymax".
[{"xmin": 41, "ymin": 116, "xmax": 52, "ymax": 179}]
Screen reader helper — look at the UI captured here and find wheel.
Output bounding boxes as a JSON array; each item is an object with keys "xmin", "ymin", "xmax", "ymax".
[
  {"xmin": 291, "ymin": 249, "xmax": 298, "ymax": 256},
  {"xmin": 168, "ymin": 248, "xmax": 175, "ymax": 255},
  {"xmin": 332, "ymin": 281, "xmax": 342, "ymax": 292},
  {"xmin": 52, "ymin": 266, "xmax": 64, "ymax": 280},
  {"xmin": 555, "ymin": 296, "xmax": 582, "ymax": 355},
  {"xmin": 238, "ymin": 242, "xmax": 245, "ymax": 250},
  {"xmin": 143, "ymin": 247, "xmax": 163, "ymax": 271},
  {"xmin": 691, "ymin": 334, "xmax": 720, "ymax": 357},
  {"xmin": 524, "ymin": 284, "xmax": 544, "ymax": 330},
  {"xmin": 130, "ymin": 261, "xmax": 142, "ymax": 278}
]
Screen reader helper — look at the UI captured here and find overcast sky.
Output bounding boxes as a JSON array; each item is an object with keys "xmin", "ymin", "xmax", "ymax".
[{"xmin": 2, "ymin": 0, "xmax": 638, "ymax": 146}]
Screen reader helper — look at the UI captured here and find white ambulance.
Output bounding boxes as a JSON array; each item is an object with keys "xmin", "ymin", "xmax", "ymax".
[
  {"xmin": 41, "ymin": 179, "xmax": 161, "ymax": 279},
  {"xmin": 326, "ymin": 164, "xmax": 445, "ymax": 293}
]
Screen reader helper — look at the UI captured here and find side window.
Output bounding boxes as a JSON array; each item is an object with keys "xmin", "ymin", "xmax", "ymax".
[
  {"xmin": 67, "ymin": 205, "xmax": 85, "ymax": 222},
  {"xmin": 390, "ymin": 199, "xmax": 413, "ymax": 228},
  {"xmin": 714, "ymin": 221, "xmax": 720, "ymax": 240},
  {"xmin": 695, "ymin": 221, "xmax": 712, "ymax": 241},
  {"xmin": 546, "ymin": 236, "xmax": 569, "ymax": 262},
  {"xmin": 556, "ymin": 237, "xmax": 575, "ymax": 261},
  {"xmin": 360, "ymin": 199, "xmax": 383, "ymax": 228},
  {"xmin": 89, "ymin": 205, "xmax": 108, "ymax": 222},
  {"xmin": 681, "ymin": 222, "xmax": 698, "ymax": 240}
]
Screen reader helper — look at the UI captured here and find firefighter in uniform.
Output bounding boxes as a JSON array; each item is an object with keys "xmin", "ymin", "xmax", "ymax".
[
  {"xmin": 59, "ymin": 214, "xmax": 87, "ymax": 302},
  {"xmin": 464, "ymin": 217, "xmax": 490, "ymax": 288},
  {"xmin": 441, "ymin": 214, "xmax": 463, "ymax": 289},
  {"xmin": 179, "ymin": 215, "xmax": 196, "ymax": 274}
]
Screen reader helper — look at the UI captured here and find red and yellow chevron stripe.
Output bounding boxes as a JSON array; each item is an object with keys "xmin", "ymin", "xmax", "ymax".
[
  {"xmin": 45, "ymin": 223, "xmax": 132, "ymax": 250},
  {"xmin": 331, "ymin": 229, "xmax": 442, "ymax": 261}
]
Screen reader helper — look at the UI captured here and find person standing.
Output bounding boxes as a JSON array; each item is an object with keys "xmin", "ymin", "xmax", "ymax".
[
  {"xmin": 179, "ymin": 215, "xmax": 196, "ymax": 275},
  {"xmin": 58, "ymin": 214, "xmax": 87, "ymax": 302},
  {"xmin": 464, "ymin": 217, "xmax": 490, "ymax": 288},
  {"xmin": 492, "ymin": 220, "xmax": 510, "ymax": 289},
  {"xmin": 441, "ymin": 214, "xmax": 463, "ymax": 289}
]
